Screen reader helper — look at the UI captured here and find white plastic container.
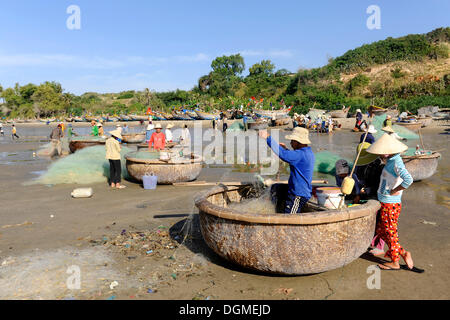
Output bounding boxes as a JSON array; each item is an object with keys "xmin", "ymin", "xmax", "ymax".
[
  {"xmin": 159, "ymin": 152, "xmax": 170, "ymax": 161},
  {"xmin": 316, "ymin": 187, "xmax": 342, "ymax": 209},
  {"xmin": 143, "ymin": 174, "xmax": 157, "ymax": 190},
  {"xmin": 71, "ymin": 188, "xmax": 93, "ymax": 198}
]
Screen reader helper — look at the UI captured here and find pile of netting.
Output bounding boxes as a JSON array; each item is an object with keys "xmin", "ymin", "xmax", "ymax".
[
  {"xmin": 28, "ymin": 145, "xmax": 132, "ymax": 185},
  {"xmin": 371, "ymin": 114, "xmax": 419, "ymax": 140},
  {"xmin": 314, "ymin": 151, "xmax": 353, "ymax": 175},
  {"xmin": 307, "ymin": 109, "xmax": 327, "ymax": 121},
  {"xmin": 227, "ymin": 121, "xmax": 245, "ymax": 132},
  {"xmin": 126, "ymin": 150, "xmax": 161, "ymax": 160}
]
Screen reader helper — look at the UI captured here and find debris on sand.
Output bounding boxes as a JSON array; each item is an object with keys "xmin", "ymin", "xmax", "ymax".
[{"xmin": 422, "ymin": 220, "xmax": 437, "ymax": 226}]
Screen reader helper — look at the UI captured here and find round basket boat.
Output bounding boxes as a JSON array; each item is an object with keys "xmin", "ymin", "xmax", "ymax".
[
  {"xmin": 417, "ymin": 116, "xmax": 433, "ymax": 128},
  {"xmin": 121, "ymin": 133, "xmax": 145, "ymax": 144},
  {"xmin": 69, "ymin": 138, "xmax": 106, "ymax": 153},
  {"xmin": 248, "ymin": 121, "xmax": 268, "ymax": 130},
  {"xmin": 195, "ymin": 183, "xmax": 381, "ymax": 275},
  {"xmin": 136, "ymin": 142, "xmax": 178, "ymax": 150},
  {"xmin": 125, "ymin": 151, "xmax": 203, "ymax": 184},
  {"xmin": 402, "ymin": 152, "xmax": 441, "ymax": 181},
  {"xmin": 394, "ymin": 121, "xmax": 422, "ymax": 132},
  {"xmin": 330, "ymin": 108, "xmax": 350, "ymax": 118}
]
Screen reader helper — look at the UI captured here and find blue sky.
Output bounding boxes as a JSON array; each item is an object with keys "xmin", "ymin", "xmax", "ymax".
[{"xmin": 0, "ymin": 0, "xmax": 448, "ymax": 95}]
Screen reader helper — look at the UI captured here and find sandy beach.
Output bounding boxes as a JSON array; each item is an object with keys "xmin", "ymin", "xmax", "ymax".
[{"xmin": 0, "ymin": 122, "xmax": 448, "ymax": 300}]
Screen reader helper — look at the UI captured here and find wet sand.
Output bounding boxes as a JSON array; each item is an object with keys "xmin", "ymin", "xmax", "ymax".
[{"xmin": 0, "ymin": 125, "xmax": 448, "ymax": 300}]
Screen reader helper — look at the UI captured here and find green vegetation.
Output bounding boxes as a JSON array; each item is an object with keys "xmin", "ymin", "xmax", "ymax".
[{"xmin": 1, "ymin": 27, "xmax": 449, "ymax": 119}]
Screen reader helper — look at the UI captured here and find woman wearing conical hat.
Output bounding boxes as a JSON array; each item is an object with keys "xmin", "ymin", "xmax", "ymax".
[
  {"xmin": 366, "ymin": 134, "xmax": 417, "ymax": 271},
  {"xmin": 381, "ymin": 126, "xmax": 406, "ymax": 141}
]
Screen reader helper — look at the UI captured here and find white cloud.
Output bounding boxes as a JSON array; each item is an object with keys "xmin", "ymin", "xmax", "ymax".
[{"xmin": 0, "ymin": 53, "xmax": 209, "ymax": 69}]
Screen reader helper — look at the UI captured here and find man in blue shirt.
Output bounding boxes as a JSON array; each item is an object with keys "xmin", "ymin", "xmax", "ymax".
[{"xmin": 259, "ymin": 127, "xmax": 315, "ymax": 214}]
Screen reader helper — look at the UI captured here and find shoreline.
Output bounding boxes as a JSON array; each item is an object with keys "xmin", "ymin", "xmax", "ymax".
[{"xmin": 3, "ymin": 117, "xmax": 448, "ymax": 131}]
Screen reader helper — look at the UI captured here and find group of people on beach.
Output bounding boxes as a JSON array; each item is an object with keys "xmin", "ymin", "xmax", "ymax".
[
  {"xmin": 259, "ymin": 120, "xmax": 419, "ymax": 272},
  {"xmin": 293, "ymin": 113, "xmax": 341, "ymax": 133},
  {"xmin": 104, "ymin": 121, "xmax": 192, "ymax": 190}
]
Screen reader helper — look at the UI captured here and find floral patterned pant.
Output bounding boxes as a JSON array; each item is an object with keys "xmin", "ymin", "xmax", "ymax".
[{"xmin": 375, "ymin": 202, "xmax": 406, "ymax": 262}]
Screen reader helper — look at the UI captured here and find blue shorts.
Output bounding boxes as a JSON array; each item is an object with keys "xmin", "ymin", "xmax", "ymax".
[{"xmin": 285, "ymin": 193, "xmax": 309, "ymax": 214}]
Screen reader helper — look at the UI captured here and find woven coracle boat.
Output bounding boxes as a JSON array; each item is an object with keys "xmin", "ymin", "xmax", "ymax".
[
  {"xmin": 247, "ymin": 120, "xmax": 268, "ymax": 130},
  {"xmin": 125, "ymin": 152, "xmax": 203, "ymax": 184},
  {"xmin": 121, "ymin": 133, "xmax": 146, "ymax": 144},
  {"xmin": 394, "ymin": 121, "xmax": 422, "ymax": 132},
  {"xmin": 194, "ymin": 183, "xmax": 381, "ymax": 275},
  {"xmin": 402, "ymin": 152, "xmax": 441, "ymax": 181},
  {"xmin": 69, "ymin": 138, "xmax": 106, "ymax": 153},
  {"xmin": 330, "ymin": 107, "xmax": 350, "ymax": 118}
]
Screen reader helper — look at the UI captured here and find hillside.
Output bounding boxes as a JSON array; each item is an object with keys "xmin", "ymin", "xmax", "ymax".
[{"xmin": 1, "ymin": 27, "xmax": 449, "ymax": 118}]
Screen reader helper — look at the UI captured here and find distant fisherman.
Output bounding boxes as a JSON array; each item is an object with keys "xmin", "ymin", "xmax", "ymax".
[
  {"xmin": 50, "ymin": 124, "xmax": 63, "ymax": 156},
  {"xmin": 105, "ymin": 129, "xmax": 126, "ymax": 189},
  {"xmin": 165, "ymin": 123, "xmax": 174, "ymax": 143},
  {"xmin": 149, "ymin": 123, "xmax": 166, "ymax": 151},
  {"xmin": 97, "ymin": 122, "xmax": 104, "ymax": 137},
  {"xmin": 361, "ymin": 125, "xmax": 377, "ymax": 144},
  {"xmin": 91, "ymin": 121, "xmax": 99, "ymax": 137},
  {"xmin": 181, "ymin": 125, "xmax": 191, "ymax": 146},
  {"xmin": 11, "ymin": 124, "xmax": 19, "ymax": 140},
  {"xmin": 259, "ymin": 127, "xmax": 315, "ymax": 214}
]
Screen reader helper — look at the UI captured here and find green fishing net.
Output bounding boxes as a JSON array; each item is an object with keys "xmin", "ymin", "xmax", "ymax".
[
  {"xmin": 227, "ymin": 122, "xmax": 245, "ymax": 132},
  {"xmin": 29, "ymin": 145, "xmax": 132, "ymax": 185},
  {"xmin": 314, "ymin": 151, "xmax": 353, "ymax": 175},
  {"xmin": 402, "ymin": 147, "xmax": 433, "ymax": 157},
  {"xmin": 126, "ymin": 150, "xmax": 161, "ymax": 160},
  {"xmin": 307, "ymin": 109, "xmax": 327, "ymax": 120},
  {"xmin": 371, "ymin": 114, "xmax": 419, "ymax": 140}
]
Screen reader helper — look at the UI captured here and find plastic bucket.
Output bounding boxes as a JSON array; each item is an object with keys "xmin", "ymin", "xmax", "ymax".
[
  {"xmin": 143, "ymin": 174, "xmax": 157, "ymax": 190},
  {"xmin": 316, "ymin": 187, "xmax": 342, "ymax": 209}
]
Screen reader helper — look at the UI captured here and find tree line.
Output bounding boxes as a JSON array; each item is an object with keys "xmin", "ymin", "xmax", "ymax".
[{"xmin": 1, "ymin": 27, "xmax": 449, "ymax": 119}]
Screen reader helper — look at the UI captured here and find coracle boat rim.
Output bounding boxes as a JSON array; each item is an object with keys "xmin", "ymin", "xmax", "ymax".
[
  {"xmin": 402, "ymin": 152, "xmax": 441, "ymax": 161},
  {"xmin": 194, "ymin": 185, "xmax": 381, "ymax": 225},
  {"xmin": 125, "ymin": 153, "xmax": 203, "ymax": 165}
]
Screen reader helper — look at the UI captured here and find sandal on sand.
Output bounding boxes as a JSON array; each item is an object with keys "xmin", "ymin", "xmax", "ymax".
[{"xmin": 116, "ymin": 185, "xmax": 126, "ymax": 189}]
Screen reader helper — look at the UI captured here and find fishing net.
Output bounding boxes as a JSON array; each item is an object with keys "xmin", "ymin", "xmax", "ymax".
[
  {"xmin": 307, "ymin": 109, "xmax": 327, "ymax": 121},
  {"xmin": 228, "ymin": 189, "xmax": 276, "ymax": 215},
  {"xmin": 402, "ymin": 147, "xmax": 433, "ymax": 157},
  {"xmin": 227, "ymin": 121, "xmax": 245, "ymax": 132},
  {"xmin": 126, "ymin": 150, "xmax": 161, "ymax": 160},
  {"xmin": 314, "ymin": 151, "xmax": 353, "ymax": 175},
  {"xmin": 371, "ymin": 114, "xmax": 419, "ymax": 140},
  {"xmin": 29, "ymin": 145, "xmax": 132, "ymax": 185}
]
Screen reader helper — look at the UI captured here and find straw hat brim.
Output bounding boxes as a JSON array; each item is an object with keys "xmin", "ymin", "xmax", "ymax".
[
  {"xmin": 366, "ymin": 133, "xmax": 408, "ymax": 155},
  {"xmin": 109, "ymin": 130, "xmax": 123, "ymax": 140},
  {"xmin": 285, "ymin": 132, "xmax": 311, "ymax": 145},
  {"xmin": 356, "ymin": 142, "xmax": 379, "ymax": 166},
  {"xmin": 381, "ymin": 126, "xmax": 395, "ymax": 133}
]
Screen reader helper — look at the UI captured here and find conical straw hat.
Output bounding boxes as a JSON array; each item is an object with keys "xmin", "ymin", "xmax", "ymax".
[
  {"xmin": 356, "ymin": 142, "xmax": 379, "ymax": 166},
  {"xmin": 381, "ymin": 126, "xmax": 395, "ymax": 133},
  {"xmin": 109, "ymin": 129, "xmax": 123, "ymax": 140},
  {"xmin": 366, "ymin": 133, "xmax": 408, "ymax": 155}
]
